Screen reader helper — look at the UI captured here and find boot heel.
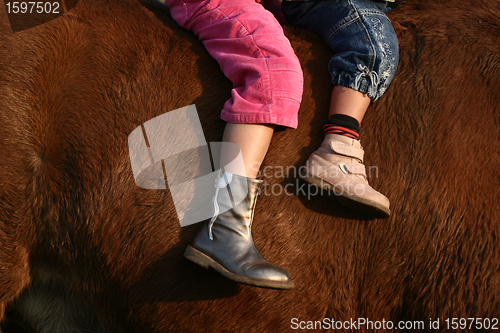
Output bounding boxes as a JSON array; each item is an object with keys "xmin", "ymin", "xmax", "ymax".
[
  {"xmin": 302, "ymin": 174, "xmax": 331, "ymax": 191},
  {"xmin": 184, "ymin": 246, "xmax": 211, "ymax": 269},
  {"xmin": 303, "ymin": 173, "xmax": 345, "ymax": 196}
]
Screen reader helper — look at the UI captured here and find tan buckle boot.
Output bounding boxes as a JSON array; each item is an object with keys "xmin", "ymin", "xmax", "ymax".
[
  {"xmin": 303, "ymin": 134, "xmax": 390, "ymax": 218},
  {"xmin": 184, "ymin": 171, "xmax": 294, "ymax": 289}
]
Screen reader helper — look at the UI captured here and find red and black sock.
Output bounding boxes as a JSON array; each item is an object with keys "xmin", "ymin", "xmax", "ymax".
[{"xmin": 323, "ymin": 114, "xmax": 360, "ymax": 140}]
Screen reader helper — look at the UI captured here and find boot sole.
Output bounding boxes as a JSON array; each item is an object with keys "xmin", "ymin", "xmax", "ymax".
[
  {"xmin": 302, "ymin": 174, "xmax": 390, "ymax": 218},
  {"xmin": 184, "ymin": 246, "xmax": 295, "ymax": 290}
]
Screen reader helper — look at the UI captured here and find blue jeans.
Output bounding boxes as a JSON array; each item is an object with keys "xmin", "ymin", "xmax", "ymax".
[{"xmin": 282, "ymin": 0, "xmax": 399, "ymax": 101}]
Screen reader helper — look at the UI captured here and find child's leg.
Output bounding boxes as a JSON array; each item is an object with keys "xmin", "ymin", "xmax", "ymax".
[
  {"xmin": 165, "ymin": 0, "xmax": 302, "ymax": 178},
  {"xmin": 329, "ymin": 85, "xmax": 371, "ymax": 123},
  {"xmin": 282, "ymin": 0, "xmax": 399, "ymax": 217},
  {"xmin": 222, "ymin": 123, "xmax": 275, "ymax": 178},
  {"xmin": 164, "ymin": 0, "xmax": 301, "ymax": 289}
]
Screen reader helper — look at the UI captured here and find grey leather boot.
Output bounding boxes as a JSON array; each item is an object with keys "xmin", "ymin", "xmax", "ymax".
[{"xmin": 184, "ymin": 171, "xmax": 294, "ymax": 289}]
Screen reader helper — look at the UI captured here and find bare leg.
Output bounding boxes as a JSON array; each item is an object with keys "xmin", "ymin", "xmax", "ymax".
[
  {"xmin": 220, "ymin": 123, "xmax": 275, "ymax": 179},
  {"xmin": 329, "ymin": 85, "xmax": 371, "ymax": 124}
]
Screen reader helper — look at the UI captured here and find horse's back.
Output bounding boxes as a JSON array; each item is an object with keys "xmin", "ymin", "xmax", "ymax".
[{"xmin": 1, "ymin": 0, "xmax": 500, "ymax": 332}]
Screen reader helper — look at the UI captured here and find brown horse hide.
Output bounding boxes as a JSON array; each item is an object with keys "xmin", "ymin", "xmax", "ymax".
[{"xmin": 0, "ymin": 0, "xmax": 499, "ymax": 332}]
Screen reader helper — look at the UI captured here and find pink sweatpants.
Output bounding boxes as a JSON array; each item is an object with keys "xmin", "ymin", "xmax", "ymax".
[{"xmin": 165, "ymin": 0, "xmax": 303, "ymax": 128}]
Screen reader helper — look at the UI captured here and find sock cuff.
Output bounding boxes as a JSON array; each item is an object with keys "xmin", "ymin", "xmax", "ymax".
[{"xmin": 325, "ymin": 114, "xmax": 360, "ymax": 132}]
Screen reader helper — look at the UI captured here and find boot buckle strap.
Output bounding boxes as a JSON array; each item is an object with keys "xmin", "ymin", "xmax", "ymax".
[
  {"xmin": 339, "ymin": 163, "xmax": 367, "ymax": 177},
  {"xmin": 330, "ymin": 141, "xmax": 364, "ymax": 162}
]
